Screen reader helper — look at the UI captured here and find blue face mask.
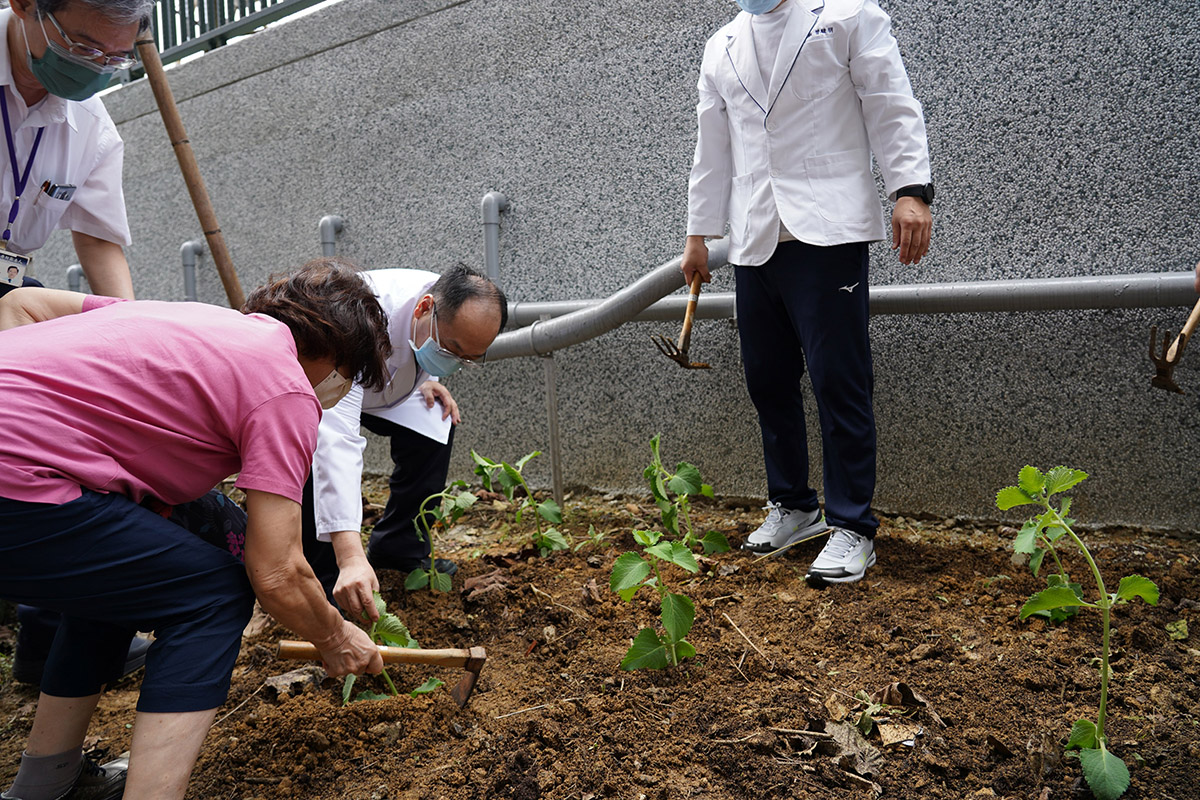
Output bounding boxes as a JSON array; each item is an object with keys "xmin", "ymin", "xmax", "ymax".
[
  {"xmin": 409, "ymin": 304, "xmax": 467, "ymax": 378},
  {"xmin": 737, "ymin": 0, "xmax": 783, "ymax": 14},
  {"xmin": 23, "ymin": 18, "xmax": 116, "ymax": 101}
]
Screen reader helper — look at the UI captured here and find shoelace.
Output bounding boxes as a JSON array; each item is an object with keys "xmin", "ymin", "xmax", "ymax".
[
  {"xmin": 758, "ymin": 501, "xmax": 784, "ymax": 534},
  {"xmin": 821, "ymin": 529, "xmax": 860, "ymax": 558}
]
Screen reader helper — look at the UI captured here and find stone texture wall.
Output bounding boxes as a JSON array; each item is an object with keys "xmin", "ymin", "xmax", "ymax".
[{"xmin": 34, "ymin": 0, "xmax": 1200, "ymax": 528}]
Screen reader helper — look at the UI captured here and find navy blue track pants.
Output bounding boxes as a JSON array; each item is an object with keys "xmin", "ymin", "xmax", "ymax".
[
  {"xmin": 0, "ymin": 490, "xmax": 254, "ymax": 712},
  {"xmin": 735, "ymin": 240, "xmax": 878, "ymax": 538}
]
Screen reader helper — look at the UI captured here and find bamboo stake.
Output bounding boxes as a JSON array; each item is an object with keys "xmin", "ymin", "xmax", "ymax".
[{"xmin": 135, "ymin": 37, "xmax": 244, "ymax": 309}]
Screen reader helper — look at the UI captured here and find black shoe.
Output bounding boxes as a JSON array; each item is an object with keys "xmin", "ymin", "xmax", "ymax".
[
  {"xmin": 367, "ymin": 553, "xmax": 458, "ymax": 576},
  {"xmin": 63, "ymin": 754, "xmax": 127, "ymax": 800},
  {"xmin": 13, "ymin": 635, "xmax": 152, "ymax": 687}
]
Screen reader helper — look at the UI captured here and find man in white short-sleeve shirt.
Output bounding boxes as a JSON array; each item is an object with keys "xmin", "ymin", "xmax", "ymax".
[{"xmin": 0, "ymin": 0, "xmax": 140, "ymax": 300}]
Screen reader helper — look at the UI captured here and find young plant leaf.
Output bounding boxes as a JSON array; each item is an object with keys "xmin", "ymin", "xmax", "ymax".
[
  {"xmin": 996, "ymin": 486, "xmax": 1035, "ymax": 511},
  {"xmin": 660, "ymin": 592, "xmax": 695, "ymax": 643},
  {"xmin": 354, "ymin": 690, "xmax": 392, "ymax": 702},
  {"xmin": 700, "ymin": 483, "xmax": 715, "ymax": 498},
  {"xmin": 1013, "ymin": 519, "xmax": 1039, "ymax": 554},
  {"xmin": 1114, "ymin": 575, "xmax": 1159, "ymax": 606},
  {"xmin": 648, "ymin": 434, "xmax": 663, "ymax": 468},
  {"xmin": 498, "ymin": 465, "xmax": 522, "ymax": 495},
  {"xmin": 646, "ymin": 541, "xmax": 700, "ymax": 573},
  {"xmin": 404, "ymin": 569, "xmax": 430, "ymax": 591},
  {"xmin": 371, "ymin": 591, "xmax": 388, "ymax": 620},
  {"xmin": 410, "ymin": 677, "xmax": 445, "ymax": 697},
  {"xmin": 620, "ymin": 627, "xmax": 670, "ymax": 671},
  {"xmin": 611, "ymin": 552, "xmax": 652, "ymax": 598},
  {"xmin": 470, "ymin": 450, "xmax": 497, "ymax": 468},
  {"xmin": 1029, "ymin": 547, "xmax": 1047, "ymax": 576},
  {"xmin": 536, "ymin": 528, "xmax": 570, "ymax": 553},
  {"xmin": 537, "ymin": 499, "xmax": 563, "ymax": 524},
  {"xmin": 1018, "ymin": 465, "xmax": 1046, "ymax": 496},
  {"xmin": 700, "ymin": 530, "xmax": 731, "ymax": 554},
  {"xmin": 1045, "ymin": 466, "xmax": 1088, "ymax": 497},
  {"xmin": 668, "ymin": 463, "xmax": 703, "ymax": 496},
  {"xmin": 660, "ymin": 504, "xmax": 679, "ymax": 536},
  {"xmin": 1079, "ymin": 746, "xmax": 1131, "ymax": 800},
  {"xmin": 669, "ymin": 639, "xmax": 697, "ymax": 664},
  {"xmin": 375, "ymin": 615, "xmax": 418, "ymax": 649},
  {"xmin": 342, "ymin": 674, "xmax": 356, "ymax": 706},
  {"xmin": 432, "ymin": 571, "xmax": 453, "ymax": 593},
  {"xmin": 632, "ymin": 529, "xmax": 659, "ymax": 547},
  {"xmin": 515, "ymin": 451, "xmax": 541, "ymax": 471},
  {"xmin": 1019, "ymin": 586, "xmax": 1089, "ymax": 620},
  {"xmin": 454, "ymin": 491, "xmax": 478, "ymax": 513},
  {"xmin": 1066, "ymin": 719, "xmax": 1098, "ymax": 750}
]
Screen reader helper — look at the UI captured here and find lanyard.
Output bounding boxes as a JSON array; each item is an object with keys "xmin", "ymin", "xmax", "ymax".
[{"xmin": 0, "ymin": 89, "xmax": 45, "ymax": 248}]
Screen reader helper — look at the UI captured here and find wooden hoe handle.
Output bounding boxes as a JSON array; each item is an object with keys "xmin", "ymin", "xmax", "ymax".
[
  {"xmin": 676, "ymin": 272, "xmax": 704, "ymax": 353},
  {"xmin": 277, "ymin": 640, "xmax": 487, "ymax": 670}
]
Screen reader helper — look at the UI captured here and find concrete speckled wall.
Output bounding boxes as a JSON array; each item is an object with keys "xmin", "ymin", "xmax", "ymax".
[{"xmin": 34, "ymin": 0, "xmax": 1200, "ymax": 528}]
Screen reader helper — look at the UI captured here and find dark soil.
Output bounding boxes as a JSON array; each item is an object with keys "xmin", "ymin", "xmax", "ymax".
[{"xmin": 2, "ymin": 487, "xmax": 1198, "ymax": 800}]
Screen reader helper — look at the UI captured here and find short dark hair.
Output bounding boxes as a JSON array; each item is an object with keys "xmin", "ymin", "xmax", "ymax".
[
  {"xmin": 242, "ymin": 258, "xmax": 392, "ymax": 392},
  {"xmin": 430, "ymin": 264, "xmax": 508, "ymax": 334},
  {"xmin": 31, "ymin": 0, "xmax": 153, "ymax": 33}
]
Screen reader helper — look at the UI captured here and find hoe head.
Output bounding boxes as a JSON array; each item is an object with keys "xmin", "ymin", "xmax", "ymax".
[
  {"xmin": 449, "ymin": 647, "xmax": 487, "ymax": 707},
  {"xmin": 651, "ymin": 333, "xmax": 710, "ymax": 370},
  {"xmin": 1149, "ymin": 324, "xmax": 1187, "ymax": 394}
]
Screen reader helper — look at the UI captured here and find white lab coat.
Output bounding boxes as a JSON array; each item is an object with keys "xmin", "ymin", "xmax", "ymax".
[
  {"xmin": 310, "ymin": 269, "xmax": 452, "ymax": 539},
  {"xmin": 686, "ymin": 0, "xmax": 931, "ymax": 266}
]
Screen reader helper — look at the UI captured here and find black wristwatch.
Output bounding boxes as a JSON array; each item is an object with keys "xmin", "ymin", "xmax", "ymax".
[{"xmin": 896, "ymin": 182, "xmax": 935, "ymax": 205}]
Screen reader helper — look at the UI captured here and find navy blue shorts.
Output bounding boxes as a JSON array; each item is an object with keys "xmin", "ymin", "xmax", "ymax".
[{"xmin": 0, "ymin": 490, "xmax": 253, "ymax": 713}]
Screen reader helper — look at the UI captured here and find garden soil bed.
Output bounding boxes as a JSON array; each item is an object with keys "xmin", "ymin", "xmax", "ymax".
[{"xmin": 1, "ymin": 487, "xmax": 1197, "ymax": 800}]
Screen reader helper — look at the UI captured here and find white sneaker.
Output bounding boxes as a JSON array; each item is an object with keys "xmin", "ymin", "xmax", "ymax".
[
  {"xmin": 805, "ymin": 527, "xmax": 876, "ymax": 585},
  {"xmin": 741, "ymin": 501, "xmax": 828, "ymax": 553}
]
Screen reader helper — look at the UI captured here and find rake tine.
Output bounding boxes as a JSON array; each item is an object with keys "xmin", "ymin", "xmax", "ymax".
[
  {"xmin": 1150, "ymin": 325, "xmax": 1160, "ymax": 364},
  {"xmin": 651, "ymin": 333, "xmax": 682, "ymax": 360}
]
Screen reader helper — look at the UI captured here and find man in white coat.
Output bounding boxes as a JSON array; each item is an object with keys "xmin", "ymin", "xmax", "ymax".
[
  {"xmin": 301, "ymin": 264, "xmax": 506, "ymax": 619},
  {"xmin": 682, "ymin": 0, "xmax": 933, "ymax": 586}
]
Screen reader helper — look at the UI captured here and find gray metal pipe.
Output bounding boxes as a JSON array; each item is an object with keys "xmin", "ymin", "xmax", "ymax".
[
  {"xmin": 499, "ymin": 270, "xmax": 1196, "ymax": 337},
  {"xmin": 485, "ymin": 239, "xmax": 730, "ymax": 361},
  {"xmin": 181, "ymin": 240, "xmax": 204, "ymax": 302},
  {"xmin": 66, "ymin": 264, "xmax": 84, "ymax": 293},
  {"xmin": 481, "ymin": 192, "xmax": 509, "ymax": 285},
  {"xmin": 319, "ymin": 215, "xmax": 344, "ymax": 258}
]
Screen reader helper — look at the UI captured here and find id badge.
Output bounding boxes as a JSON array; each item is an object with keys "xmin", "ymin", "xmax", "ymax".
[{"xmin": 0, "ymin": 246, "xmax": 32, "ymax": 287}]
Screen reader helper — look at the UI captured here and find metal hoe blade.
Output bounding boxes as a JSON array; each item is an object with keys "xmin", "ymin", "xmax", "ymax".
[
  {"xmin": 1149, "ymin": 324, "xmax": 1187, "ymax": 394},
  {"xmin": 651, "ymin": 333, "xmax": 710, "ymax": 369}
]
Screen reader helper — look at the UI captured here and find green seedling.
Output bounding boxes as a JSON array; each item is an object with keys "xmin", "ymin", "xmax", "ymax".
[
  {"xmin": 610, "ymin": 529, "xmax": 701, "ymax": 669},
  {"xmin": 997, "ymin": 466, "xmax": 1159, "ymax": 800},
  {"xmin": 573, "ymin": 524, "xmax": 611, "ymax": 552},
  {"xmin": 645, "ymin": 434, "xmax": 728, "ymax": 554},
  {"xmin": 343, "ymin": 591, "xmax": 420, "ymax": 704},
  {"xmin": 408, "ymin": 479, "xmax": 477, "ymax": 592},
  {"xmin": 472, "ymin": 450, "xmax": 570, "ymax": 556}
]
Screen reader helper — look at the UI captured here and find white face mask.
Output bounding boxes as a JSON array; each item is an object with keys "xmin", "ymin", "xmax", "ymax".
[{"xmin": 313, "ymin": 369, "xmax": 352, "ymax": 409}]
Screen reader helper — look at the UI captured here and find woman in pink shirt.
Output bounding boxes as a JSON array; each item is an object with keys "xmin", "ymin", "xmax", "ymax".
[{"xmin": 0, "ymin": 258, "xmax": 390, "ymax": 800}]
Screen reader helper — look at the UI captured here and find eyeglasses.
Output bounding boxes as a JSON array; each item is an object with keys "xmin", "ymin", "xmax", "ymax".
[
  {"xmin": 431, "ymin": 305, "xmax": 483, "ymax": 368},
  {"xmin": 40, "ymin": 10, "xmax": 138, "ymax": 70}
]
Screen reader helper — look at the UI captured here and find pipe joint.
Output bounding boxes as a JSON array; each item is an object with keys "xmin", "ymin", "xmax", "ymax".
[{"xmin": 319, "ymin": 215, "xmax": 345, "ymax": 257}]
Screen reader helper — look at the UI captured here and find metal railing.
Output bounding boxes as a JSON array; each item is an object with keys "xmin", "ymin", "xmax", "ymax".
[{"xmin": 119, "ymin": 0, "xmax": 331, "ymax": 80}]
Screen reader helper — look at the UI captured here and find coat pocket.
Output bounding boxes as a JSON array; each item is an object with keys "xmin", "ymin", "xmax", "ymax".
[{"xmin": 805, "ymin": 150, "xmax": 877, "ymax": 224}]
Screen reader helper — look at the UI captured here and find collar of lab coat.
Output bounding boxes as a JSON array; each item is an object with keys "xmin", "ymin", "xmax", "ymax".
[{"xmin": 725, "ymin": 0, "xmax": 825, "ymax": 114}]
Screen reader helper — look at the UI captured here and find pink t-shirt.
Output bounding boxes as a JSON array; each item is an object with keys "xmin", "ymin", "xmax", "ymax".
[{"xmin": 0, "ymin": 297, "xmax": 320, "ymax": 506}]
